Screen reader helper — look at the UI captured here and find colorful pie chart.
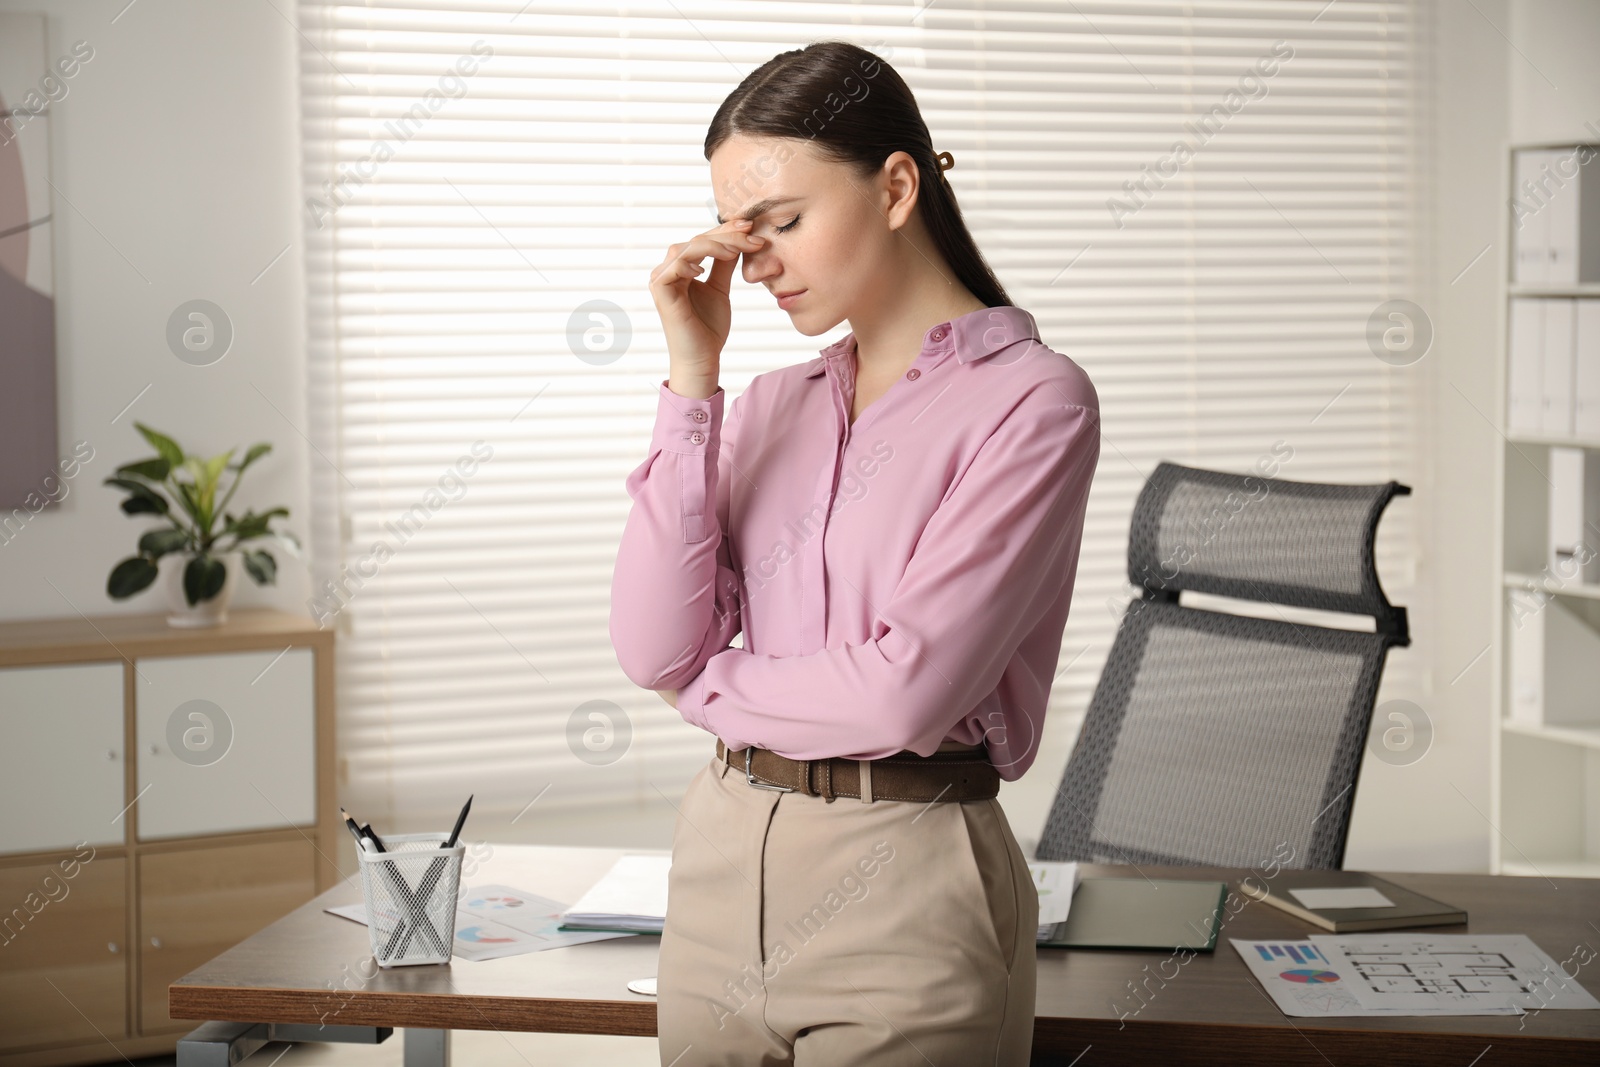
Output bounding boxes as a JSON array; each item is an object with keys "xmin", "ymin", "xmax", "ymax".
[{"xmin": 1280, "ymin": 969, "xmax": 1341, "ymax": 984}]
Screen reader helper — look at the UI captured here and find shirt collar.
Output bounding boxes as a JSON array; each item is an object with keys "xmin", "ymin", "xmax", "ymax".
[{"xmin": 803, "ymin": 305, "xmax": 1041, "ymax": 378}]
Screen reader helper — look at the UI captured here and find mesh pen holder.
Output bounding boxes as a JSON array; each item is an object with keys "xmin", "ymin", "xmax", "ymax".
[{"xmin": 356, "ymin": 832, "xmax": 464, "ymax": 967}]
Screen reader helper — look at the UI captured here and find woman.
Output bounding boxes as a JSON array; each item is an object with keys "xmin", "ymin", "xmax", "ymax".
[{"xmin": 611, "ymin": 40, "xmax": 1099, "ymax": 1067}]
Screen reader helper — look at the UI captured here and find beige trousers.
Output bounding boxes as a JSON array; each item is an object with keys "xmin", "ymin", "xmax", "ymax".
[{"xmin": 656, "ymin": 746, "xmax": 1038, "ymax": 1066}]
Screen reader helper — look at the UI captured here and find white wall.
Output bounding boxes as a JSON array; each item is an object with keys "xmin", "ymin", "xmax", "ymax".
[{"xmin": 0, "ymin": 0, "xmax": 310, "ymax": 621}]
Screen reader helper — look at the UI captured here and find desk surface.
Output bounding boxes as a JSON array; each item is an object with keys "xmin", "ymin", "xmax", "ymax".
[{"xmin": 169, "ymin": 845, "xmax": 1600, "ymax": 1066}]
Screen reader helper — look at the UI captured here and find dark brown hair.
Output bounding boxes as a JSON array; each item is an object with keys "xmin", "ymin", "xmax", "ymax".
[{"xmin": 704, "ymin": 40, "xmax": 1013, "ymax": 309}]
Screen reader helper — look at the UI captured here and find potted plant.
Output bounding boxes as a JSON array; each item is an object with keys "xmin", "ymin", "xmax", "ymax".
[{"xmin": 105, "ymin": 422, "xmax": 302, "ymax": 628}]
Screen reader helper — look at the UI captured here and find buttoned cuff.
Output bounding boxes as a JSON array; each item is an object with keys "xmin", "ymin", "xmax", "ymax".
[{"xmin": 650, "ymin": 379, "xmax": 724, "ymax": 456}]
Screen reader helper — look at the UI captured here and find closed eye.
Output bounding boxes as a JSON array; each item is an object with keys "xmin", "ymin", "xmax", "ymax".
[{"xmin": 775, "ymin": 215, "xmax": 800, "ymax": 234}]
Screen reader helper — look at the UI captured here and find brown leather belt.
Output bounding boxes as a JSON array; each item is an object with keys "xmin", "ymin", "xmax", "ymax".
[{"xmin": 715, "ymin": 739, "xmax": 999, "ymax": 803}]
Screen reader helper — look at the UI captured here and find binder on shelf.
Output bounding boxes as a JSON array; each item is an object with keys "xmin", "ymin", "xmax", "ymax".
[
  {"xmin": 1509, "ymin": 297, "xmax": 1545, "ymax": 437},
  {"xmin": 1509, "ymin": 298, "xmax": 1584, "ymax": 439},
  {"xmin": 1577, "ymin": 300, "xmax": 1600, "ymax": 439},
  {"xmin": 1549, "ymin": 446, "xmax": 1600, "ymax": 584},
  {"xmin": 1514, "ymin": 150, "xmax": 1553, "ymax": 285},
  {"xmin": 1508, "ymin": 595, "xmax": 1600, "ymax": 728},
  {"xmin": 1542, "ymin": 299, "xmax": 1576, "ymax": 438},
  {"xmin": 1547, "ymin": 149, "xmax": 1583, "ymax": 284},
  {"xmin": 1512, "ymin": 146, "xmax": 1600, "ymax": 286}
]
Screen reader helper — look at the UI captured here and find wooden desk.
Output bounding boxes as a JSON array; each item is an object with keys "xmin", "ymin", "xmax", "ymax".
[{"xmin": 168, "ymin": 847, "xmax": 1600, "ymax": 1066}]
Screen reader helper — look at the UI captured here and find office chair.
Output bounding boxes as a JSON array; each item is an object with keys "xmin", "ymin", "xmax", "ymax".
[{"xmin": 1035, "ymin": 461, "xmax": 1411, "ymax": 871}]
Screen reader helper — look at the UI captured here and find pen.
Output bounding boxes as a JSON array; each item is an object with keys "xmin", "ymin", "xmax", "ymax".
[
  {"xmin": 360, "ymin": 821, "xmax": 388, "ymax": 853},
  {"xmin": 394, "ymin": 794, "xmax": 473, "ymax": 956},
  {"xmin": 443, "ymin": 794, "xmax": 473, "ymax": 849}
]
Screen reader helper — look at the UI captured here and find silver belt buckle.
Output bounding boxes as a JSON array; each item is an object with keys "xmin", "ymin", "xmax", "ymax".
[{"xmin": 745, "ymin": 747, "xmax": 795, "ymax": 792}]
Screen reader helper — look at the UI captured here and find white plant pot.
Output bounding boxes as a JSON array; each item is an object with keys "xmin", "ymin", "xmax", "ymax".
[{"xmin": 161, "ymin": 552, "xmax": 239, "ymax": 628}]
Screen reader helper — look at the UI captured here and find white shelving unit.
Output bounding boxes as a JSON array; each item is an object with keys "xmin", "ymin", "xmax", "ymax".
[{"xmin": 1491, "ymin": 141, "xmax": 1600, "ymax": 879}]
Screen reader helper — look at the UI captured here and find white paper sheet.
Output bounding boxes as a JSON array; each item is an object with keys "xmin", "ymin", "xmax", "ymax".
[
  {"xmin": 1309, "ymin": 933, "xmax": 1600, "ymax": 1013},
  {"xmin": 1288, "ymin": 887, "xmax": 1395, "ymax": 909},
  {"xmin": 1231, "ymin": 939, "xmax": 1523, "ymax": 1017},
  {"xmin": 327, "ymin": 883, "xmax": 634, "ymax": 962},
  {"xmin": 1029, "ymin": 860, "xmax": 1080, "ymax": 939}
]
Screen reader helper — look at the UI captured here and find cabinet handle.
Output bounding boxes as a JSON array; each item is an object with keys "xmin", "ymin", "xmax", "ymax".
[
  {"xmin": 108, "ymin": 942, "xmax": 119, "ymax": 954},
  {"xmin": 149, "ymin": 937, "xmax": 161, "ymax": 949},
  {"xmin": 107, "ymin": 750, "xmax": 117, "ymax": 760},
  {"xmin": 148, "ymin": 744, "xmax": 159, "ymax": 756}
]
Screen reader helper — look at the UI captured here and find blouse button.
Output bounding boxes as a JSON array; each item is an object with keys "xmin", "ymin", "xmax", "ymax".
[
  {"xmin": 689, "ymin": 431, "xmax": 705, "ymax": 445},
  {"xmin": 931, "ymin": 328, "xmax": 947, "ymax": 342},
  {"xmin": 690, "ymin": 410, "xmax": 707, "ymax": 422},
  {"xmin": 905, "ymin": 368, "xmax": 921, "ymax": 381}
]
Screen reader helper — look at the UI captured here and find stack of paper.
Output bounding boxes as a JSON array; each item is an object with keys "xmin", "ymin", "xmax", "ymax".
[
  {"xmin": 1029, "ymin": 860, "xmax": 1080, "ymax": 941},
  {"xmin": 1233, "ymin": 933, "xmax": 1600, "ymax": 1018},
  {"xmin": 558, "ymin": 854, "xmax": 672, "ymax": 934}
]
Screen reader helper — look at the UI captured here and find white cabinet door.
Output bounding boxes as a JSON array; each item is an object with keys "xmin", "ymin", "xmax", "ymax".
[
  {"xmin": 134, "ymin": 648, "xmax": 316, "ymax": 839},
  {"xmin": 0, "ymin": 663, "xmax": 126, "ymax": 855}
]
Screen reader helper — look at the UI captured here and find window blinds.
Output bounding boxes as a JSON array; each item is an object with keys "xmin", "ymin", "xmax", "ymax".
[{"xmin": 297, "ymin": 0, "xmax": 1425, "ymax": 831}]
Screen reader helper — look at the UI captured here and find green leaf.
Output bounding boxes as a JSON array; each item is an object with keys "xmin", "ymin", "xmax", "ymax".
[
  {"xmin": 138, "ymin": 527, "xmax": 191, "ymax": 558},
  {"xmin": 223, "ymin": 507, "xmax": 290, "ymax": 542},
  {"xmin": 107, "ymin": 556, "xmax": 160, "ymax": 599},
  {"xmin": 106, "ymin": 477, "xmax": 170, "ymax": 516},
  {"xmin": 232, "ymin": 443, "xmax": 272, "ymax": 473},
  {"xmin": 274, "ymin": 530, "xmax": 304, "ymax": 560},
  {"xmin": 174, "ymin": 479, "xmax": 203, "ymax": 524},
  {"xmin": 215, "ymin": 444, "xmax": 267, "ymax": 519},
  {"xmin": 120, "ymin": 496, "xmax": 164, "ymax": 516},
  {"xmin": 116, "ymin": 457, "xmax": 171, "ymax": 482},
  {"xmin": 104, "ymin": 475, "xmax": 155, "ymax": 494},
  {"xmin": 241, "ymin": 548, "xmax": 277, "ymax": 585},
  {"xmin": 183, "ymin": 554, "xmax": 227, "ymax": 606},
  {"xmin": 134, "ymin": 423, "xmax": 185, "ymax": 469},
  {"xmin": 193, "ymin": 449, "xmax": 233, "ymax": 532},
  {"xmin": 201, "ymin": 449, "xmax": 233, "ymax": 489}
]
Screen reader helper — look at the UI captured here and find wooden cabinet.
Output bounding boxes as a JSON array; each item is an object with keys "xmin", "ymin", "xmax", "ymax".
[
  {"xmin": 0, "ymin": 664, "xmax": 125, "ymax": 854},
  {"xmin": 134, "ymin": 649, "xmax": 316, "ymax": 839},
  {"xmin": 138, "ymin": 840, "xmax": 317, "ymax": 1034},
  {"xmin": 0, "ymin": 610, "xmax": 337, "ymax": 1065},
  {"xmin": 0, "ymin": 855, "xmax": 126, "ymax": 1052}
]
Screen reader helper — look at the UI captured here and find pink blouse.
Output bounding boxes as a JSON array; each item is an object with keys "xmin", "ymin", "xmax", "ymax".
[{"xmin": 609, "ymin": 304, "xmax": 1099, "ymax": 780}]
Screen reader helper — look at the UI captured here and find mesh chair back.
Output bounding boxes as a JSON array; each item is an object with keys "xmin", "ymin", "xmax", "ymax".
[{"xmin": 1037, "ymin": 462, "xmax": 1409, "ymax": 871}]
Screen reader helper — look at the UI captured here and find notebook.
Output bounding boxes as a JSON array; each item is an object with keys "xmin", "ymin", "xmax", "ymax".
[
  {"xmin": 1236, "ymin": 870, "xmax": 1466, "ymax": 933},
  {"xmin": 557, "ymin": 854, "xmax": 670, "ymax": 935},
  {"xmin": 1038, "ymin": 877, "xmax": 1228, "ymax": 952},
  {"xmin": 1030, "ymin": 860, "xmax": 1081, "ymax": 941}
]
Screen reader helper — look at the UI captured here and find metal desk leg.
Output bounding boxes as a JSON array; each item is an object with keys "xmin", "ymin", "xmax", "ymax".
[
  {"xmin": 176, "ymin": 1021, "xmax": 392, "ymax": 1065},
  {"xmin": 176, "ymin": 1021, "xmax": 267, "ymax": 1066},
  {"xmin": 404, "ymin": 1028, "xmax": 452, "ymax": 1066}
]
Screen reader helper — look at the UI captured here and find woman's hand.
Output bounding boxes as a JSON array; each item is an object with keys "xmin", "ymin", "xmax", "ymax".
[
  {"xmin": 654, "ymin": 688, "xmax": 678, "ymax": 710},
  {"xmin": 647, "ymin": 220, "xmax": 766, "ymax": 396}
]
